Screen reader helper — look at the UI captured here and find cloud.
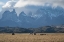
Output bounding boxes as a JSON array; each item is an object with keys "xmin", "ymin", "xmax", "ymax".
[
  {"xmin": 0, "ymin": 0, "xmax": 64, "ymax": 19},
  {"xmin": 2, "ymin": 0, "xmax": 17, "ymax": 12},
  {"xmin": 2, "ymin": 0, "xmax": 64, "ymax": 8},
  {"xmin": 14, "ymin": 0, "xmax": 64, "ymax": 8},
  {"xmin": 0, "ymin": 2, "xmax": 4, "ymax": 5},
  {"xmin": 2, "ymin": 1, "xmax": 16, "ymax": 8},
  {"xmin": 14, "ymin": 0, "xmax": 28, "ymax": 7},
  {"xmin": 14, "ymin": 0, "xmax": 44, "ymax": 7},
  {"xmin": 1, "ymin": 0, "xmax": 64, "ymax": 15}
]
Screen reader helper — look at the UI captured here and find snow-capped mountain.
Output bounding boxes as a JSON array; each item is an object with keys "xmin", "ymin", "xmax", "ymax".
[{"xmin": 0, "ymin": 6, "xmax": 64, "ymax": 28}]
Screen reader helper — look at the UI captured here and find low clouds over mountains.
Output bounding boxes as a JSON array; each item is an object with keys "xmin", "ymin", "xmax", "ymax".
[
  {"xmin": 0, "ymin": 5, "xmax": 64, "ymax": 28},
  {"xmin": 0, "ymin": 0, "xmax": 64, "ymax": 28}
]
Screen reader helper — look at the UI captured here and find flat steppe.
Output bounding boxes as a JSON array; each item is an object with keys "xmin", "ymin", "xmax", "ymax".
[{"xmin": 0, "ymin": 33, "xmax": 64, "ymax": 42}]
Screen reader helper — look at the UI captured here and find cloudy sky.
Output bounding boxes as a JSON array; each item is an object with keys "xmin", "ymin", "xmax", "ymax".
[
  {"xmin": 0, "ymin": 0, "xmax": 64, "ymax": 12},
  {"xmin": 0, "ymin": 0, "xmax": 64, "ymax": 9},
  {"xmin": 0, "ymin": 0, "xmax": 64, "ymax": 19}
]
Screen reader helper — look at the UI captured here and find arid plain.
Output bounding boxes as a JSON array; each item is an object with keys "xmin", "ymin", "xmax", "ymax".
[{"xmin": 0, "ymin": 33, "xmax": 64, "ymax": 42}]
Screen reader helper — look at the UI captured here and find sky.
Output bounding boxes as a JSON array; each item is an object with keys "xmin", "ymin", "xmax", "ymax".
[
  {"xmin": 0, "ymin": 0, "xmax": 64, "ymax": 19},
  {"xmin": 0, "ymin": 0, "xmax": 8, "ymax": 11},
  {"xmin": 0, "ymin": 0, "xmax": 64, "ymax": 8},
  {"xmin": 0, "ymin": 0, "xmax": 64, "ymax": 13},
  {"xmin": 0, "ymin": 0, "xmax": 64, "ymax": 11}
]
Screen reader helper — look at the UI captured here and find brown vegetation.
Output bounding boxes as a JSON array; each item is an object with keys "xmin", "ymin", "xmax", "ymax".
[{"xmin": 0, "ymin": 33, "xmax": 64, "ymax": 42}]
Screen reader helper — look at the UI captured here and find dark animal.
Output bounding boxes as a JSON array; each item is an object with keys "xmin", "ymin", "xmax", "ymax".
[
  {"xmin": 12, "ymin": 32, "xmax": 15, "ymax": 35},
  {"xmin": 40, "ymin": 34, "xmax": 46, "ymax": 35},
  {"xmin": 34, "ymin": 33, "xmax": 36, "ymax": 35}
]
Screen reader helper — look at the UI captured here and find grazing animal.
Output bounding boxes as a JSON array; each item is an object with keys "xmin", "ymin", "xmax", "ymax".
[
  {"xmin": 30, "ymin": 32, "xmax": 36, "ymax": 35},
  {"xmin": 40, "ymin": 34, "xmax": 46, "ymax": 35},
  {"xmin": 34, "ymin": 33, "xmax": 36, "ymax": 35},
  {"xmin": 30, "ymin": 32, "xmax": 33, "ymax": 35},
  {"xmin": 12, "ymin": 32, "xmax": 15, "ymax": 35}
]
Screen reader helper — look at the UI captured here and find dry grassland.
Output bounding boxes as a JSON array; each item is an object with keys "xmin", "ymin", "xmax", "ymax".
[{"xmin": 0, "ymin": 33, "xmax": 64, "ymax": 42}]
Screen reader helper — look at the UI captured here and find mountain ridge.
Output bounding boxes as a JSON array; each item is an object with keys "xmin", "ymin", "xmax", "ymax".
[{"xmin": 0, "ymin": 6, "xmax": 64, "ymax": 28}]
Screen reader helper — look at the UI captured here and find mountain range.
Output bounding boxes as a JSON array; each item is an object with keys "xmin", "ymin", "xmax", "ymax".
[{"xmin": 0, "ymin": 6, "xmax": 64, "ymax": 28}]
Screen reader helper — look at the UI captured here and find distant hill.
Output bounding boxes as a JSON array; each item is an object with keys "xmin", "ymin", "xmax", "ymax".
[{"xmin": 0, "ymin": 25, "xmax": 64, "ymax": 33}]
